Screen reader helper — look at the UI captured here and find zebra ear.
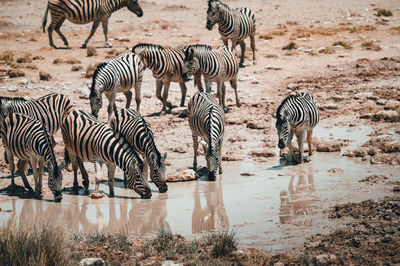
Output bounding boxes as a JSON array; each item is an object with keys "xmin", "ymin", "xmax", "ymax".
[{"xmin": 271, "ymin": 113, "xmax": 277, "ymax": 119}]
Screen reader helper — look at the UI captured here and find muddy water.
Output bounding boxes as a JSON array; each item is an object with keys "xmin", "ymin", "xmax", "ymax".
[{"xmin": 0, "ymin": 124, "xmax": 398, "ymax": 251}]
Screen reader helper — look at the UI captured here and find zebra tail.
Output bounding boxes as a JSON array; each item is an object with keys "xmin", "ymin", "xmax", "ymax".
[{"xmin": 41, "ymin": 4, "xmax": 49, "ymax": 33}]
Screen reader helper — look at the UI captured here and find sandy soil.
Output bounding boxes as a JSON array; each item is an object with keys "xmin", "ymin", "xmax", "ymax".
[{"xmin": 1, "ymin": 0, "xmax": 400, "ymax": 263}]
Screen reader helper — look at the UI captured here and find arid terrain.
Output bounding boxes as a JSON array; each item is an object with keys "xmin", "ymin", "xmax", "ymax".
[{"xmin": 0, "ymin": 0, "xmax": 399, "ymax": 264}]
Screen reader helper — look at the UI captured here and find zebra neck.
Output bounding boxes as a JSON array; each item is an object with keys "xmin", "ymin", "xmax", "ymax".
[
  {"xmin": 207, "ymin": 106, "xmax": 217, "ymax": 153},
  {"xmin": 217, "ymin": 4, "xmax": 233, "ymax": 29},
  {"xmin": 106, "ymin": 0, "xmax": 123, "ymax": 13},
  {"xmin": 112, "ymin": 134, "xmax": 140, "ymax": 173}
]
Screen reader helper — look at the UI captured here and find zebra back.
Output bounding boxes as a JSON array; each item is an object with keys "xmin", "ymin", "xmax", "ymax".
[
  {"xmin": 62, "ymin": 110, "xmax": 150, "ymax": 197},
  {"xmin": 132, "ymin": 43, "xmax": 164, "ymax": 54},
  {"xmin": 0, "ymin": 96, "xmax": 27, "ymax": 118}
]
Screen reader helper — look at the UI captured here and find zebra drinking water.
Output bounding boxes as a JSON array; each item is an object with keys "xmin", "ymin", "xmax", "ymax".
[
  {"xmin": 188, "ymin": 92, "xmax": 225, "ymax": 180},
  {"xmin": 275, "ymin": 92, "xmax": 320, "ymax": 164},
  {"xmin": 206, "ymin": 0, "xmax": 256, "ymax": 68},
  {"xmin": 41, "ymin": 0, "xmax": 143, "ymax": 49},
  {"xmin": 136, "ymin": 44, "xmax": 188, "ymax": 113},
  {"xmin": 61, "ymin": 109, "xmax": 151, "ymax": 199},
  {"xmin": 0, "ymin": 113, "xmax": 63, "ymax": 201},
  {"xmin": 110, "ymin": 108, "xmax": 168, "ymax": 193},
  {"xmin": 182, "ymin": 44, "xmax": 240, "ymax": 109},
  {"xmin": 89, "ymin": 52, "xmax": 145, "ymax": 122}
]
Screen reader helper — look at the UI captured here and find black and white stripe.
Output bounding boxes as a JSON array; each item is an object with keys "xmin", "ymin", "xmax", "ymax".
[
  {"xmin": 188, "ymin": 92, "xmax": 225, "ymax": 180},
  {"xmin": 61, "ymin": 109, "xmax": 151, "ymax": 198},
  {"xmin": 0, "ymin": 113, "xmax": 63, "ymax": 201},
  {"xmin": 89, "ymin": 52, "xmax": 145, "ymax": 122},
  {"xmin": 110, "ymin": 108, "xmax": 168, "ymax": 192},
  {"xmin": 275, "ymin": 92, "xmax": 319, "ymax": 164},
  {"xmin": 183, "ymin": 44, "xmax": 240, "ymax": 109},
  {"xmin": 41, "ymin": 0, "xmax": 143, "ymax": 48},
  {"xmin": 206, "ymin": 0, "xmax": 256, "ymax": 67},
  {"xmin": 136, "ymin": 43, "xmax": 188, "ymax": 113}
]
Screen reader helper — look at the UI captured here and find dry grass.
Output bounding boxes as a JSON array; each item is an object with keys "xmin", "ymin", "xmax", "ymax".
[
  {"xmin": 33, "ymin": 55, "xmax": 44, "ymax": 60},
  {"xmin": 16, "ymin": 54, "xmax": 32, "ymax": 64},
  {"xmin": 7, "ymin": 69, "xmax": 25, "ymax": 78},
  {"xmin": 265, "ymin": 54, "xmax": 278, "ymax": 58},
  {"xmin": 375, "ymin": 8, "xmax": 393, "ymax": 17},
  {"xmin": 319, "ymin": 47, "xmax": 335, "ymax": 54},
  {"xmin": 53, "ymin": 58, "xmax": 63, "ymax": 64},
  {"xmin": 85, "ymin": 63, "xmax": 102, "ymax": 78},
  {"xmin": 86, "ymin": 46, "xmax": 97, "ymax": 57},
  {"xmin": 26, "ymin": 64, "xmax": 38, "ymax": 70},
  {"xmin": 361, "ymin": 41, "xmax": 382, "ymax": 51},
  {"xmin": 71, "ymin": 65, "xmax": 83, "ymax": 72},
  {"xmin": 293, "ymin": 24, "xmax": 376, "ymax": 38},
  {"xmin": 282, "ymin": 42, "xmax": 298, "ymax": 50},
  {"xmin": 0, "ymin": 50, "xmax": 14, "ymax": 62},
  {"xmin": 205, "ymin": 230, "xmax": 237, "ymax": 258},
  {"xmin": 39, "ymin": 71, "xmax": 51, "ymax": 81},
  {"xmin": 333, "ymin": 41, "xmax": 352, "ymax": 49}
]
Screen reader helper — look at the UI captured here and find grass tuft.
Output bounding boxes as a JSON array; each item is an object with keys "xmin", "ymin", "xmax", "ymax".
[
  {"xmin": 0, "ymin": 51, "xmax": 14, "ymax": 62},
  {"xmin": 65, "ymin": 58, "xmax": 81, "ymax": 64},
  {"xmin": 319, "ymin": 47, "xmax": 335, "ymax": 54},
  {"xmin": 39, "ymin": 71, "xmax": 51, "ymax": 81},
  {"xmin": 205, "ymin": 230, "xmax": 237, "ymax": 258},
  {"xmin": 16, "ymin": 54, "xmax": 32, "ymax": 64},
  {"xmin": 71, "ymin": 65, "xmax": 83, "ymax": 72},
  {"xmin": 86, "ymin": 46, "xmax": 97, "ymax": 57},
  {"xmin": 7, "ymin": 69, "xmax": 25, "ymax": 78},
  {"xmin": 282, "ymin": 42, "xmax": 297, "ymax": 50},
  {"xmin": 361, "ymin": 41, "xmax": 382, "ymax": 51},
  {"xmin": 333, "ymin": 41, "xmax": 352, "ymax": 49},
  {"xmin": 53, "ymin": 58, "xmax": 63, "ymax": 64},
  {"xmin": 375, "ymin": 8, "xmax": 392, "ymax": 17}
]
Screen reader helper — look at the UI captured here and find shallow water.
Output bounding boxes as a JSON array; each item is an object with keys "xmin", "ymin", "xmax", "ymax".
[{"xmin": 0, "ymin": 124, "xmax": 398, "ymax": 251}]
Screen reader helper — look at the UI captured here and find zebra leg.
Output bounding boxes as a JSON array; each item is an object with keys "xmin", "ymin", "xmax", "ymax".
[
  {"xmin": 162, "ymin": 81, "xmax": 172, "ymax": 111},
  {"xmin": 17, "ymin": 159, "xmax": 34, "ymax": 193},
  {"xmin": 107, "ymin": 163, "xmax": 116, "ymax": 197},
  {"xmin": 238, "ymin": 40, "xmax": 246, "ymax": 68},
  {"xmin": 216, "ymin": 81, "xmax": 224, "ymax": 108},
  {"xmin": 54, "ymin": 17, "xmax": 68, "ymax": 47},
  {"xmin": 30, "ymin": 156, "xmax": 42, "ymax": 199},
  {"xmin": 178, "ymin": 81, "xmax": 187, "ymax": 107},
  {"xmin": 297, "ymin": 131, "xmax": 306, "ymax": 164},
  {"xmin": 194, "ymin": 73, "xmax": 203, "ymax": 92},
  {"xmin": 124, "ymin": 90, "xmax": 133, "ymax": 109},
  {"xmin": 144, "ymin": 158, "xmax": 149, "ymax": 182},
  {"xmin": 155, "ymin": 80, "xmax": 164, "ymax": 108},
  {"xmin": 192, "ymin": 134, "xmax": 198, "ymax": 171},
  {"xmin": 77, "ymin": 158, "xmax": 89, "ymax": 190},
  {"xmin": 218, "ymin": 143, "xmax": 223, "ymax": 174},
  {"xmin": 307, "ymin": 129, "xmax": 313, "ymax": 157},
  {"xmin": 205, "ymin": 79, "xmax": 212, "ymax": 93},
  {"xmin": 133, "ymin": 84, "xmax": 141, "ymax": 113},
  {"xmin": 230, "ymin": 77, "xmax": 241, "ymax": 107},
  {"xmin": 94, "ymin": 160, "xmax": 103, "ymax": 194},
  {"xmin": 222, "ymin": 37, "xmax": 229, "ymax": 49},
  {"xmin": 107, "ymin": 92, "xmax": 117, "ymax": 123},
  {"xmin": 221, "ymin": 83, "xmax": 227, "ymax": 109},
  {"xmin": 250, "ymin": 33, "xmax": 256, "ymax": 64},
  {"xmin": 5, "ymin": 149, "xmax": 15, "ymax": 188},
  {"xmin": 101, "ymin": 18, "xmax": 112, "ymax": 47},
  {"xmin": 287, "ymin": 131, "xmax": 296, "ymax": 162},
  {"xmin": 68, "ymin": 152, "xmax": 80, "ymax": 192},
  {"xmin": 47, "ymin": 18, "xmax": 57, "ymax": 48},
  {"xmin": 82, "ymin": 20, "xmax": 100, "ymax": 49}
]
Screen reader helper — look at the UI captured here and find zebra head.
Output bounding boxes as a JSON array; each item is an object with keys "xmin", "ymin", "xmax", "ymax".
[
  {"xmin": 89, "ymin": 89, "xmax": 102, "ymax": 118},
  {"xmin": 47, "ymin": 161, "xmax": 63, "ymax": 202},
  {"xmin": 149, "ymin": 151, "xmax": 168, "ymax": 193},
  {"xmin": 206, "ymin": 0, "xmax": 221, "ymax": 30},
  {"xmin": 276, "ymin": 110, "xmax": 291, "ymax": 149},
  {"xmin": 203, "ymin": 138, "xmax": 221, "ymax": 180},
  {"xmin": 125, "ymin": 0, "xmax": 143, "ymax": 17},
  {"xmin": 182, "ymin": 47, "xmax": 199, "ymax": 81},
  {"xmin": 127, "ymin": 155, "xmax": 152, "ymax": 199}
]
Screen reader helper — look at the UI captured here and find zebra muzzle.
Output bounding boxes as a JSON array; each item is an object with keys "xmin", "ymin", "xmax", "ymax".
[{"xmin": 278, "ymin": 140, "xmax": 286, "ymax": 149}]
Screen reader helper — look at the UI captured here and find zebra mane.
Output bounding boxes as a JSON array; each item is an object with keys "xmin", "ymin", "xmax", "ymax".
[
  {"xmin": 90, "ymin": 63, "xmax": 108, "ymax": 95},
  {"xmin": 132, "ymin": 43, "xmax": 164, "ymax": 53},
  {"xmin": 0, "ymin": 96, "xmax": 27, "ymax": 106},
  {"xmin": 207, "ymin": 105, "xmax": 214, "ymax": 153},
  {"xmin": 276, "ymin": 94, "xmax": 304, "ymax": 123},
  {"xmin": 185, "ymin": 44, "xmax": 212, "ymax": 59},
  {"xmin": 208, "ymin": 0, "xmax": 229, "ymax": 12}
]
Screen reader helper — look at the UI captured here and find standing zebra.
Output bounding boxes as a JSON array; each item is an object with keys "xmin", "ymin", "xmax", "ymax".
[
  {"xmin": 89, "ymin": 52, "xmax": 145, "ymax": 122},
  {"xmin": 41, "ymin": 0, "xmax": 143, "ymax": 49},
  {"xmin": 0, "ymin": 93, "xmax": 73, "ymax": 189},
  {"xmin": 0, "ymin": 113, "xmax": 63, "ymax": 201},
  {"xmin": 206, "ymin": 0, "xmax": 256, "ymax": 68},
  {"xmin": 61, "ymin": 109, "xmax": 151, "ymax": 199},
  {"xmin": 188, "ymin": 92, "xmax": 225, "ymax": 180},
  {"xmin": 275, "ymin": 92, "xmax": 319, "ymax": 164},
  {"xmin": 110, "ymin": 108, "xmax": 168, "ymax": 193},
  {"xmin": 136, "ymin": 43, "xmax": 188, "ymax": 113},
  {"xmin": 182, "ymin": 44, "xmax": 240, "ymax": 109}
]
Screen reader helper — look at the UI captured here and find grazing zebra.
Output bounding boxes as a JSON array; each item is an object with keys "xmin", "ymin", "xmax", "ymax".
[
  {"xmin": 61, "ymin": 109, "xmax": 151, "ymax": 199},
  {"xmin": 188, "ymin": 92, "xmax": 225, "ymax": 180},
  {"xmin": 206, "ymin": 0, "xmax": 256, "ymax": 68},
  {"xmin": 132, "ymin": 43, "xmax": 164, "ymax": 55},
  {"xmin": 0, "ymin": 93, "xmax": 73, "ymax": 187},
  {"xmin": 41, "ymin": 0, "xmax": 143, "ymax": 49},
  {"xmin": 89, "ymin": 52, "xmax": 145, "ymax": 122},
  {"xmin": 182, "ymin": 44, "xmax": 240, "ymax": 109},
  {"xmin": 275, "ymin": 92, "xmax": 320, "ymax": 164},
  {"xmin": 110, "ymin": 108, "xmax": 168, "ymax": 193},
  {"xmin": 136, "ymin": 43, "xmax": 188, "ymax": 113},
  {"xmin": 0, "ymin": 113, "xmax": 63, "ymax": 201}
]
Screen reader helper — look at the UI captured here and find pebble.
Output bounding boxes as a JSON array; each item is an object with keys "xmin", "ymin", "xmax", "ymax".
[
  {"xmin": 7, "ymin": 87, "xmax": 18, "ymax": 92},
  {"xmin": 165, "ymin": 169, "xmax": 198, "ymax": 182},
  {"xmin": 79, "ymin": 258, "xmax": 105, "ymax": 266}
]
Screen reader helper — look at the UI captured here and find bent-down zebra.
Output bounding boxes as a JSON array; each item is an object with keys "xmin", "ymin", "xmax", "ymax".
[
  {"xmin": 206, "ymin": 0, "xmax": 256, "ymax": 68},
  {"xmin": 89, "ymin": 52, "xmax": 145, "ymax": 122},
  {"xmin": 188, "ymin": 92, "xmax": 225, "ymax": 180},
  {"xmin": 41, "ymin": 0, "xmax": 143, "ymax": 49},
  {"xmin": 61, "ymin": 109, "xmax": 151, "ymax": 199},
  {"xmin": 136, "ymin": 43, "xmax": 188, "ymax": 113},
  {"xmin": 275, "ymin": 92, "xmax": 320, "ymax": 164},
  {"xmin": 0, "ymin": 93, "xmax": 73, "ymax": 187},
  {"xmin": 0, "ymin": 113, "xmax": 63, "ymax": 201},
  {"xmin": 110, "ymin": 108, "xmax": 168, "ymax": 192},
  {"xmin": 183, "ymin": 44, "xmax": 240, "ymax": 109}
]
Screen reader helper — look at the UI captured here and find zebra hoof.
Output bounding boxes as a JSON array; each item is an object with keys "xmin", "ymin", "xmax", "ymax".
[
  {"xmin": 239, "ymin": 63, "xmax": 245, "ymax": 68},
  {"xmin": 81, "ymin": 44, "xmax": 87, "ymax": 49}
]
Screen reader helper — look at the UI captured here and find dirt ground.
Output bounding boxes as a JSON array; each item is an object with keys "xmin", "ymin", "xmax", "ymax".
[{"xmin": 1, "ymin": 0, "xmax": 400, "ymax": 264}]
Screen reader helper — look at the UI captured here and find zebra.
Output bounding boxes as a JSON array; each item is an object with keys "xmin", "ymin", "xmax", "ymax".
[
  {"xmin": 89, "ymin": 52, "xmax": 145, "ymax": 122},
  {"xmin": 110, "ymin": 108, "xmax": 168, "ymax": 193},
  {"xmin": 61, "ymin": 109, "xmax": 152, "ymax": 199},
  {"xmin": 136, "ymin": 43, "xmax": 189, "ymax": 113},
  {"xmin": 0, "ymin": 113, "xmax": 63, "ymax": 201},
  {"xmin": 206, "ymin": 0, "xmax": 256, "ymax": 68},
  {"xmin": 41, "ymin": 0, "xmax": 143, "ymax": 49},
  {"xmin": 182, "ymin": 44, "xmax": 240, "ymax": 109},
  {"xmin": 188, "ymin": 92, "xmax": 225, "ymax": 180},
  {"xmin": 275, "ymin": 92, "xmax": 320, "ymax": 164},
  {"xmin": 0, "ymin": 93, "xmax": 74, "ymax": 187}
]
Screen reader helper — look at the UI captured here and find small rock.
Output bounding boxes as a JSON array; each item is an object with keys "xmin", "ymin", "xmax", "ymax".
[
  {"xmin": 317, "ymin": 141, "xmax": 341, "ymax": 152},
  {"xmin": 384, "ymin": 100, "xmax": 400, "ymax": 111},
  {"xmin": 376, "ymin": 99, "xmax": 387, "ymax": 106},
  {"xmin": 315, "ymin": 254, "xmax": 337, "ymax": 264},
  {"xmin": 172, "ymin": 146, "xmax": 187, "ymax": 153},
  {"xmin": 228, "ymin": 135, "xmax": 247, "ymax": 143},
  {"xmin": 247, "ymin": 120, "xmax": 268, "ymax": 129},
  {"xmin": 79, "ymin": 87, "xmax": 90, "ymax": 99},
  {"xmin": 240, "ymin": 172, "xmax": 254, "ymax": 176},
  {"xmin": 226, "ymin": 117, "xmax": 245, "ymax": 125},
  {"xmin": 144, "ymin": 93, "xmax": 152, "ymax": 98},
  {"xmin": 373, "ymin": 110, "xmax": 400, "ymax": 122},
  {"xmin": 30, "ymin": 78, "xmax": 39, "ymax": 83},
  {"xmin": 171, "ymin": 107, "xmax": 186, "ymax": 115},
  {"xmin": 89, "ymin": 193, "xmax": 106, "ymax": 199},
  {"xmin": 115, "ymin": 94, "xmax": 125, "ymax": 102},
  {"xmin": 161, "ymin": 261, "xmax": 183, "ymax": 266},
  {"xmin": 222, "ymin": 151, "xmax": 243, "ymax": 161},
  {"xmin": 79, "ymin": 258, "xmax": 105, "ymax": 266},
  {"xmin": 165, "ymin": 169, "xmax": 198, "ymax": 182},
  {"xmin": 327, "ymin": 168, "xmax": 343, "ymax": 174},
  {"xmin": 145, "ymin": 32, "xmax": 153, "ymax": 37},
  {"xmin": 7, "ymin": 87, "xmax": 18, "ymax": 92},
  {"xmin": 19, "ymin": 79, "xmax": 28, "ymax": 85},
  {"xmin": 249, "ymin": 149, "xmax": 276, "ymax": 158}
]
